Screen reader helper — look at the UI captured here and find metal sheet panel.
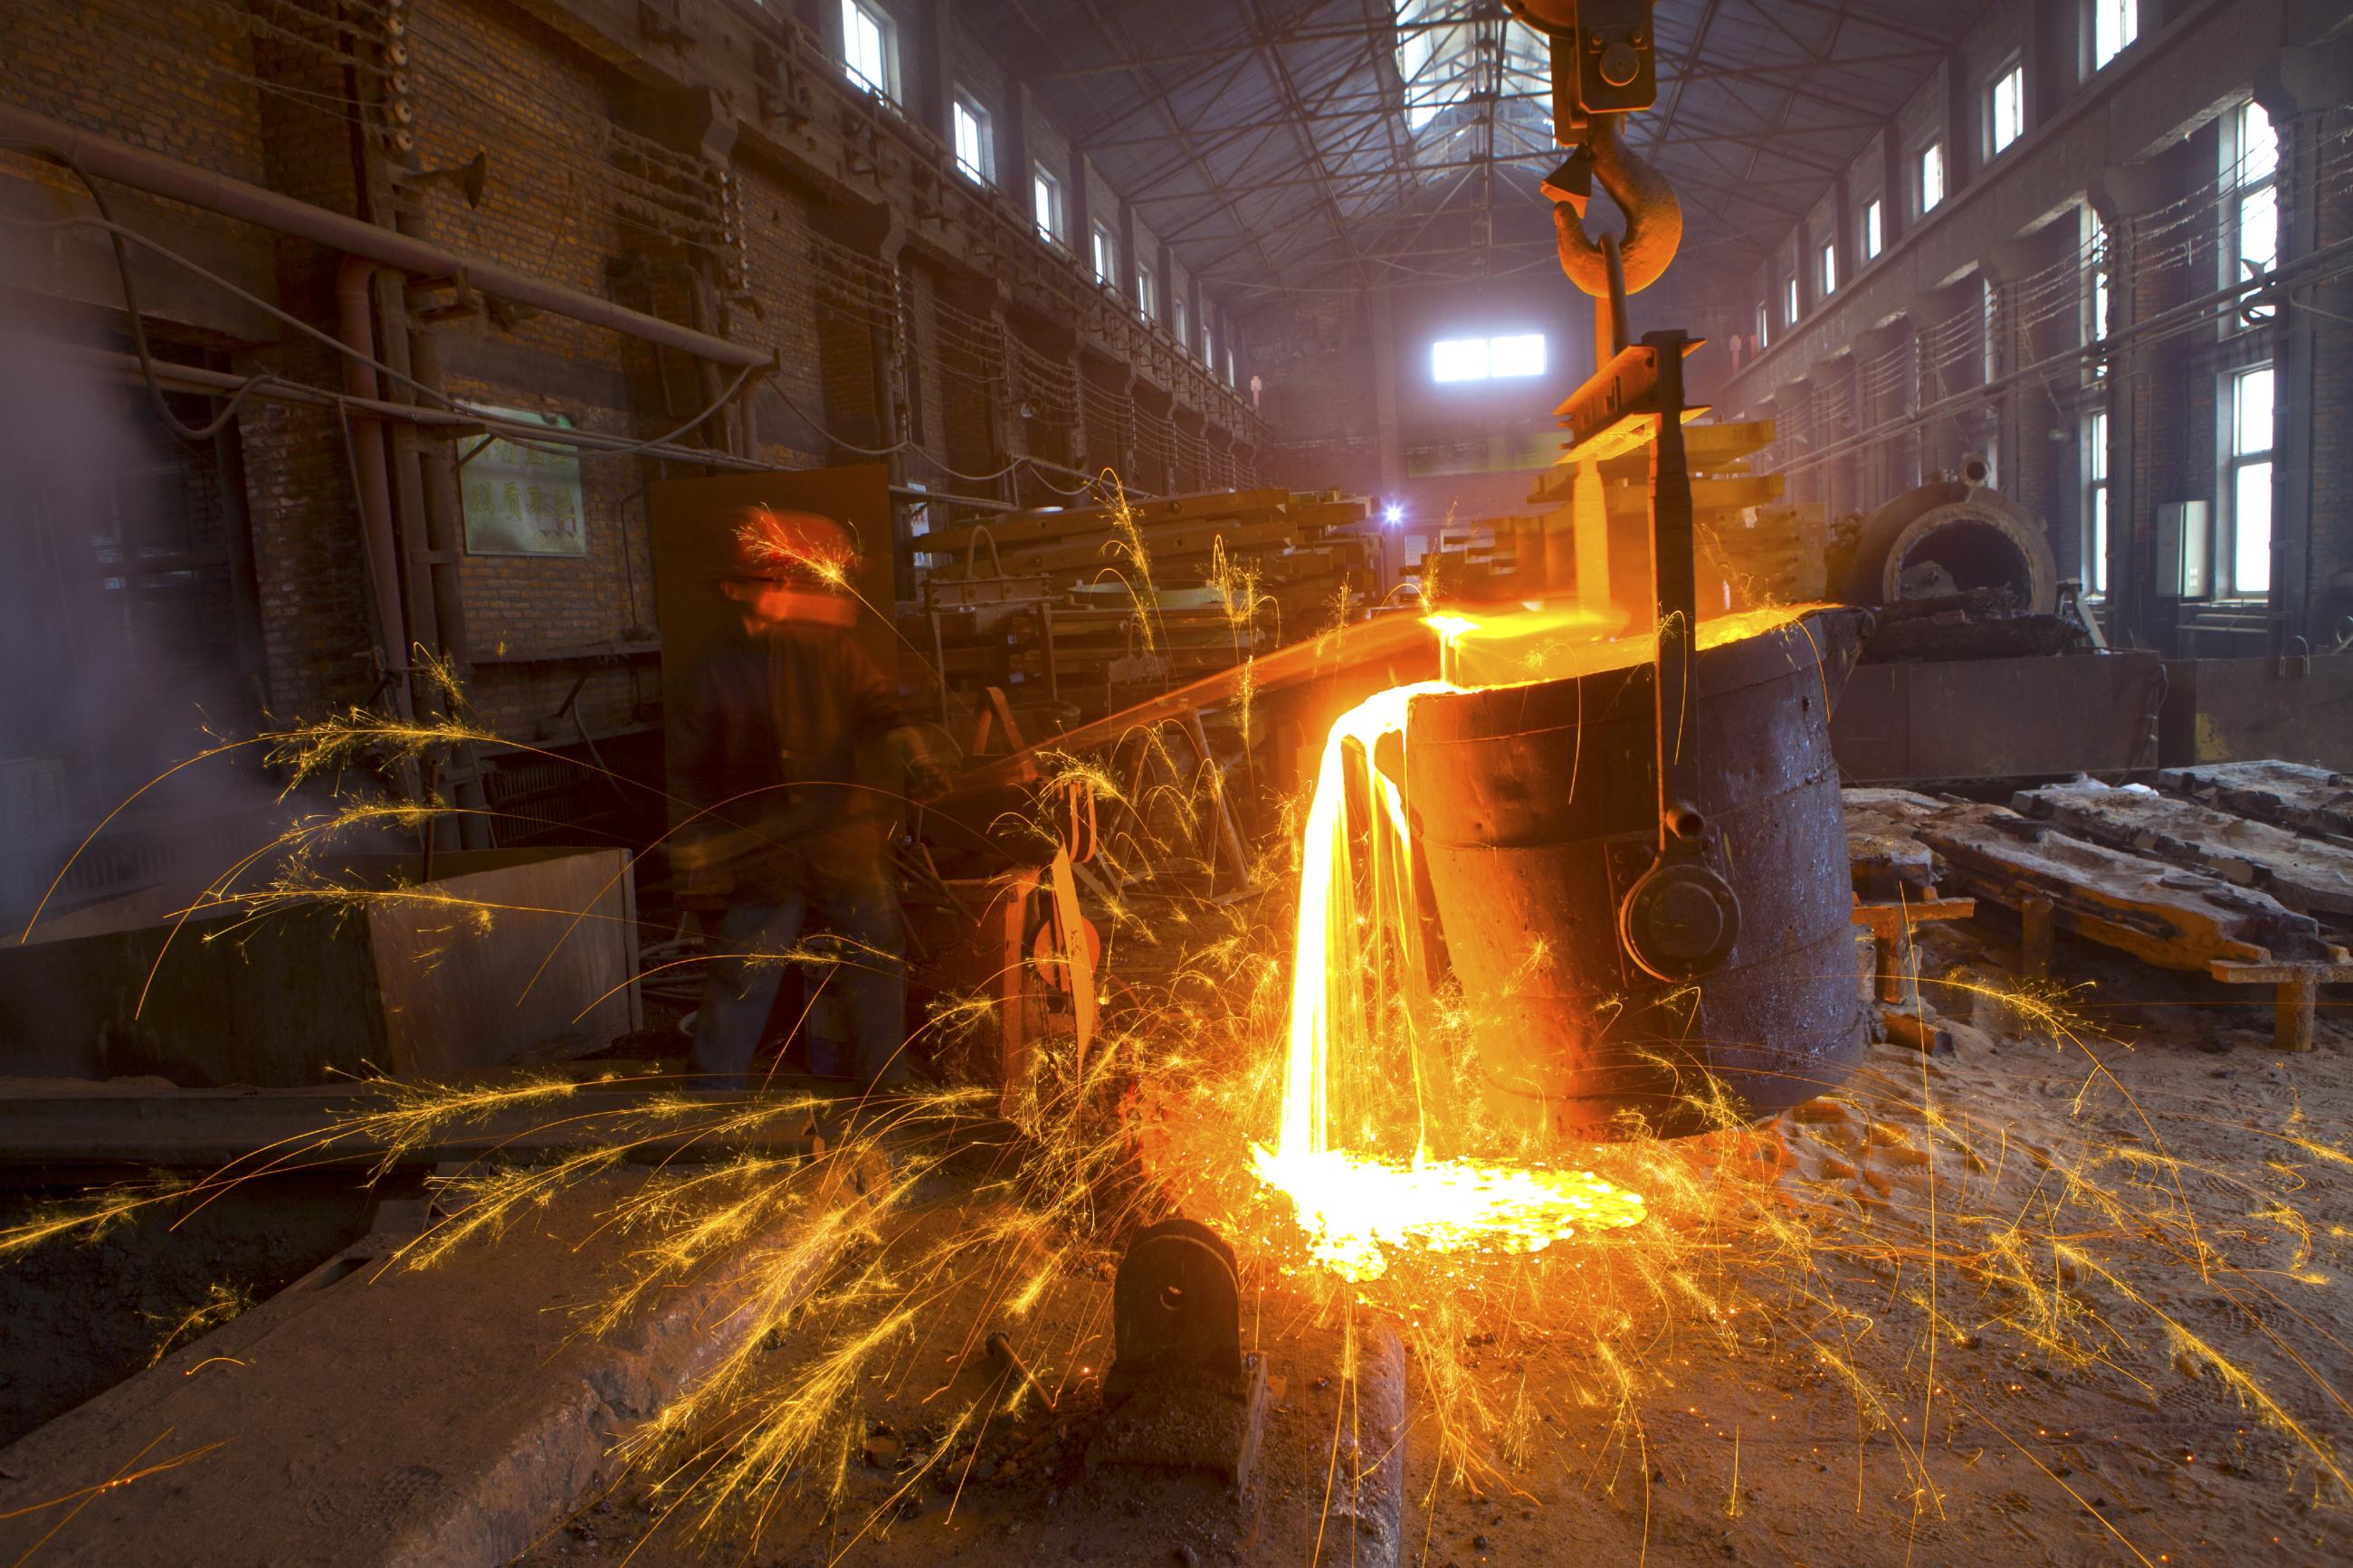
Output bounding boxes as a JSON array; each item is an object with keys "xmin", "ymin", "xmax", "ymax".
[
  {"xmin": 1831, "ymin": 652, "xmax": 2163, "ymax": 784},
  {"xmin": 2158, "ymin": 656, "xmax": 2353, "ymax": 771}
]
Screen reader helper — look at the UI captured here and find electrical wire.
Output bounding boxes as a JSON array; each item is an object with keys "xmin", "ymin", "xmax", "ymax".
[
  {"xmin": 757, "ymin": 377, "xmax": 1129, "ymax": 498},
  {"xmin": 0, "ymin": 180, "xmax": 767, "ymax": 467},
  {"xmin": 0, "ymin": 208, "xmax": 458, "ymax": 410},
  {"xmin": 4, "ymin": 138, "xmax": 287, "ymax": 444}
]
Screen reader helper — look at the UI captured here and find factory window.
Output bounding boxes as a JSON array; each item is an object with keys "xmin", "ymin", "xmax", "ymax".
[
  {"xmin": 2224, "ymin": 363, "xmax": 2274, "ymax": 595},
  {"xmin": 2084, "ymin": 409, "xmax": 2109, "ymax": 594},
  {"xmin": 1919, "ymin": 142, "xmax": 1946, "ymax": 215},
  {"xmin": 951, "ymin": 96, "xmax": 992, "ymax": 185},
  {"xmin": 1862, "ymin": 198, "xmax": 1883, "ymax": 261},
  {"xmin": 1819, "ymin": 241, "xmax": 1837, "ymax": 297},
  {"xmin": 839, "ymin": 0, "xmax": 896, "ymax": 102},
  {"xmin": 2227, "ymin": 100, "xmax": 2279, "ymax": 324},
  {"xmin": 1032, "ymin": 166, "xmax": 1063, "ymax": 245},
  {"xmin": 1203, "ymin": 319, "xmax": 1215, "ymax": 366},
  {"xmin": 1137, "ymin": 262, "xmax": 1157, "ymax": 323},
  {"xmin": 1989, "ymin": 62, "xmax": 2024, "ymax": 157},
  {"xmin": 1174, "ymin": 295, "xmax": 1188, "ymax": 352},
  {"xmin": 1431, "ymin": 333, "xmax": 1545, "ymax": 384},
  {"xmin": 1785, "ymin": 275, "xmax": 1798, "ymax": 325},
  {"xmin": 2091, "ymin": 0, "xmax": 2137, "ymax": 72},
  {"xmin": 1756, "ymin": 300, "xmax": 1769, "ymax": 350},
  {"xmin": 1091, "ymin": 223, "xmax": 1118, "ymax": 288},
  {"xmin": 1225, "ymin": 347, "xmax": 1236, "ymax": 387}
]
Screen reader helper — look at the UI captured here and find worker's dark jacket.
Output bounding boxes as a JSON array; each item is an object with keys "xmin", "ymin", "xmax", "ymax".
[{"xmin": 672, "ymin": 622, "xmax": 910, "ymax": 899}]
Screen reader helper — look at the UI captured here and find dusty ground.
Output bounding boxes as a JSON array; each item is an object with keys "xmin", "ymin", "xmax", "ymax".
[{"xmin": 505, "ymin": 916, "xmax": 2353, "ymax": 1568}]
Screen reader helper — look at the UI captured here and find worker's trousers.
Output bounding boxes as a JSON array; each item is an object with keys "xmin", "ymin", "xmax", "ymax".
[{"xmin": 689, "ymin": 883, "xmax": 909, "ymax": 1090}]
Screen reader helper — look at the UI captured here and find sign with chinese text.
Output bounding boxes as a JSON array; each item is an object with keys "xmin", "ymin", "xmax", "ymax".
[{"xmin": 461, "ymin": 409, "xmax": 587, "ymax": 556}]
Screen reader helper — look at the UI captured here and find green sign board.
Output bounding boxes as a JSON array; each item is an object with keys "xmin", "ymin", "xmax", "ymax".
[{"xmin": 461, "ymin": 409, "xmax": 587, "ymax": 556}]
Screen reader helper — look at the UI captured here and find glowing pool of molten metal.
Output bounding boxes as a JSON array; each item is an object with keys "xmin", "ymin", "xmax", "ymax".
[{"xmin": 1251, "ymin": 1146, "xmax": 1645, "ymax": 1280}]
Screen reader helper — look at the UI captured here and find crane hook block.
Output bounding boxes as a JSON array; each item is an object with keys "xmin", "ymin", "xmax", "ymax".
[{"xmin": 1551, "ymin": 113, "xmax": 1682, "ymax": 297}]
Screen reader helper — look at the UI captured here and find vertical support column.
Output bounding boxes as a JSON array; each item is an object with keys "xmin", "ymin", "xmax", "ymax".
[
  {"xmin": 1367, "ymin": 286, "xmax": 1405, "ymax": 593},
  {"xmin": 1004, "ymin": 81, "xmax": 1034, "ymax": 230},
  {"xmin": 1067, "ymin": 157, "xmax": 1092, "ymax": 271},
  {"xmin": 1115, "ymin": 366, "xmax": 1140, "ymax": 487},
  {"xmin": 1986, "ymin": 239, "xmax": 2037, "ymax": 499},
  {"xmin": 944, "ymin": 273, "xmax": 1017, "ymax": 501},
  {"xmin": 2255, "ymin": 41, "xmax": 2353, "ymax": 651},
  {"xmin": 1850, "ymin": 321, "xmax": 1903, "ymax": 514},
  {"xmin": 916, "ymin": 0, "xmax": 955, "ymax": 144},
  {"xmin": 2090, "ymin": 164, "xmax": 2167, "ymax": 647},
  {"xmin": 814, "ymin": 199, "xmax": 912, "ymax": 584},
  {"xmin": 2020, "ymin": 893, "xmax": 2054, "ymax": 981},
  {"xmin": 1117, "ymin": 191, "xmax": 1142, "ymax": 309}
]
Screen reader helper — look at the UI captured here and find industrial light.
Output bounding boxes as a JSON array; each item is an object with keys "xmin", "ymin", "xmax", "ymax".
[{"xmin": 1384, "ymin": 503, "xmax": 1404, "ymax": 527}]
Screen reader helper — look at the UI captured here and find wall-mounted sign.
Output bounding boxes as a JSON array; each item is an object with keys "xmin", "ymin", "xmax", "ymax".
[{"xmin": 461, "ymin": 409, "xmax": 586, "ymax": 556}]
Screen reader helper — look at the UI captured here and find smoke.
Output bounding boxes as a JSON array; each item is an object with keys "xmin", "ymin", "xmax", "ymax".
[{"xmin": 0, "ymin": 263, "xmax": 291, "ymax": 934}]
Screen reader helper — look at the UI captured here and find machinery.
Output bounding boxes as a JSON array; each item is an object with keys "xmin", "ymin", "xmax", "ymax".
[{"xmin": 1837, "ymin": 454, "xmax": 2062, "ymax": 615}]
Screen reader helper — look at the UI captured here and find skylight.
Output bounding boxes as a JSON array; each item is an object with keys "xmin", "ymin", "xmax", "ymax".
[{"xmin": 1394, "ymin": 2, "xmax": 1552, "ymax": 158}]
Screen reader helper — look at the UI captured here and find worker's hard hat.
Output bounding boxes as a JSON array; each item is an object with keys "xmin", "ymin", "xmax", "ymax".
[{"xmin": 719, "ymin": 505, "xmax": 862, "ymax": 590}]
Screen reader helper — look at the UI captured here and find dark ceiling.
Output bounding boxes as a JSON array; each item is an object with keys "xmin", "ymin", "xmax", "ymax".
[{"xmin": 967, "ymin": 0, "xmax": 1997, "ymax": 303}]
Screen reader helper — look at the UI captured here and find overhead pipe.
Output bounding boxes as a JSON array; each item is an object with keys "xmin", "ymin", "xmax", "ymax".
[{"xmin": 0, "ymin": 102, "xmax": 770, "ymax": 371}]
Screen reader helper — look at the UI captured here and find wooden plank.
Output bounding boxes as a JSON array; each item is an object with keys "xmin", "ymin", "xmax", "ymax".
[
  {"xmin": 2157, "ymin": 760, "xmax": 2353, "ymax": 844},
  {"xmin": 2015, "ymin": 780, "xmax": 2353, "ymax": 921},
  {"xmin": 982, "ymin": 518, "xmax": 1303, "ymax": 575},
  {"xmin": 1681, "ymin": 419, "xmax": 1777, "ymax": 468},
  {"xmin": 917, "ymin": 487, "xmax": 1297, "ymax": 557},
  {"xmin": 1601, "ymin": 473, "xmax": 1786, "ymax": 515}
]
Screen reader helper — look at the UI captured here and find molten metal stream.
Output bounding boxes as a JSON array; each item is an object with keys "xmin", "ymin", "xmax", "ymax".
[{"xmin": 1254, "ymin": 608, "xmax": 1644, "ymax": 1279}]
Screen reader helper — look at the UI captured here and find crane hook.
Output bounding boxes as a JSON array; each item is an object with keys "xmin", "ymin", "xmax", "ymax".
[{"xmin": 1550, "ymin": 113, "xmax": 1682, "ymax": 298}]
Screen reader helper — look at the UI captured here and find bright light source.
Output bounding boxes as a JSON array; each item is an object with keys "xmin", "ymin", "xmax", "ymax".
[
  {"xmin": 1990, "ymin": 64, "xmax": 2024, "ymax": 155},
  {"xmin": 1384, "ymin": 503, "xmax": 1404, "ymax": 526},
  {"xmin": 2092, "ymin": 0, "xmax": 2136, "ymax": 70},
  {"xmin": 1489, "ymin": 334, "xmax": 1545, "ymax": 378},
  {"xmin": 1432, "ymin": 333, "xmax": 1544, "ymax": 384},
  {"xmin": 1432, "ymin": 337, "xmax": 1488, "ymax": 383},
  {"xmin": 1920, "ymin": 142, "xmax": 1946, "ymax": 213}
]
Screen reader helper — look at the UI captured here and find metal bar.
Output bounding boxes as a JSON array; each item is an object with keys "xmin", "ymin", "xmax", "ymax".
[
  {"xmin": 1646, "ymin": 329, "xmax": 1701, "ymax": 859},
  {"xmin": 939, "ymin": 610, "xmax": 1439, "ymax": 799},
  {"xmin": 0, "ymin": 101, "xmax": 770, "ymax": 370},
  {"xmin": 36, "ymin": 338, "xmax": 784, "ymax": 472},
  {"xmin": 0, "ymin": 1086, "xmax": 831, "ymax": 1168}
]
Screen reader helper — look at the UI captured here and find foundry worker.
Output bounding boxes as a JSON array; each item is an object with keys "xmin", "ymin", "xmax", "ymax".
[{"xmin": 672, "ymin": 506, "xmax": 943, "ymax": 1092}]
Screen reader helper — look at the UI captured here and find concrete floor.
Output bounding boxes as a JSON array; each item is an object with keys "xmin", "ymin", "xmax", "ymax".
[
  {"xmin": 2, "ymin": 917, "xmax": 2348, "ymax": 1567},
  {"xmin": 508, "ymin": 921, "xmax": 2353, "ymax": 1567}
]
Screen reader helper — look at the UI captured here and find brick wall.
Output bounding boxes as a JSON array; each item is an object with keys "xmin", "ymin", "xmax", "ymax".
[{"xmin": 0, "ymin": 0, "xmax": 1296, "ymax": 798}]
